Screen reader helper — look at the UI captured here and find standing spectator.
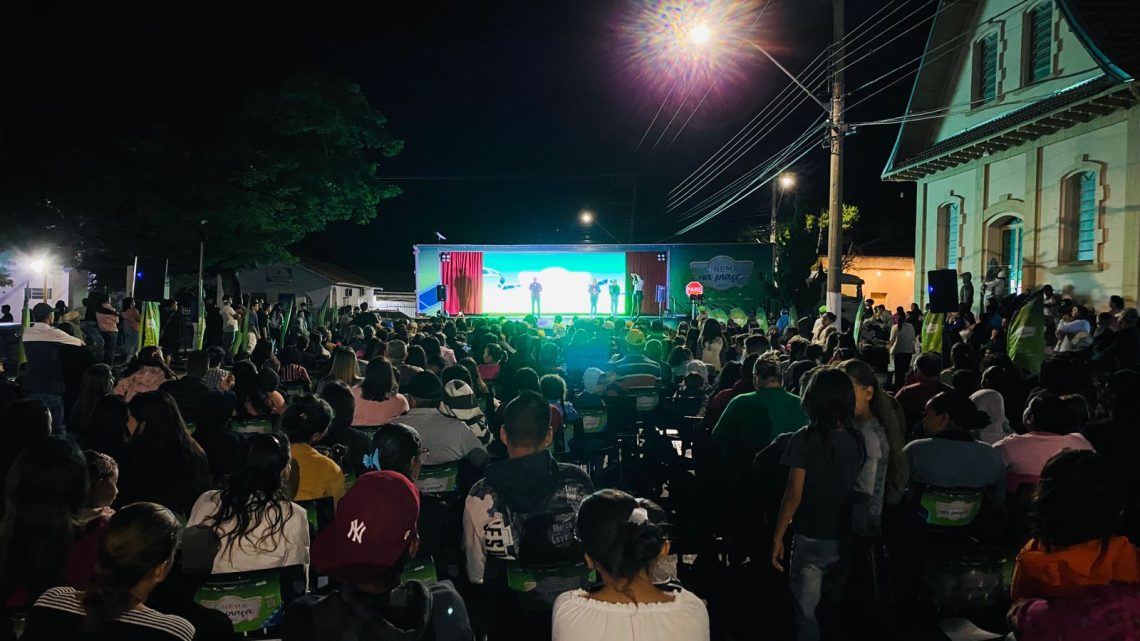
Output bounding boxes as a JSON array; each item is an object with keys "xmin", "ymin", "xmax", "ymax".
[
  {"xmin": 712, "ymin": 357, "xmax": 808, "ymax": 452},
  {"xmin": 552, "ymin": 490, "xmax": 710, "ymax": 641},
  {"xmin": 283, "ymin": 394, "xmax": 345, "ymax": 503},
  {"xmin": 220, "ymin": 296, "xmax": 238, "ymax": 355},
  {"xmin": 698, "ymin": 318, "xmax": 726, "ymax": 372},
  {"xmin": 19, "ymin": 302, "xmax": 82, "ymax": 430},
  {"xmin": 887, "ymin": 307, "xmax": 916, "ymax": 390},
  {"xmin": 93, "ymin": 300, "xmax": 119, "ymax": 366},
  {"xmin": 281, "ymin": 471, "xmax": 474, "ymax": 641},
  {"xmin": 894, "ymin": 353, "xmax": 950, "ymax": 432},
  {"xmin": 120, "ymin": 296, "xmax": 142, "ymax": 362},
  {"xmin": 159, "ymin": 300, "xmax": 182, "ymax": 364},
  {"xmin": 116, "ymin": 391, "xmax": 211, "ymax": 517},
  {"xmin": 839, "ymin": 359, "xmax": 908, "ymax": 526},
  {"xmin": 113, "ymin": 346, "xmax": 176, "ymax": 402},
  {"xmin": 20, "ymin": 502, "xmax": 194, "ymax": 641},
  {"xmin": 771, "ymin": 368, "xmax": 865, "ymax": 641},
  {"xmin": 187, "ymin": 433, "xmax": 309, "ymax": 575},
  {"xmin": 0, "ymin": 304, "xmax": 13, "ymax": 323}
]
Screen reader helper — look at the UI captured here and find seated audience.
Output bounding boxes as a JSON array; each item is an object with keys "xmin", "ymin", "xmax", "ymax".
[
  {"xmin": 363, "ymin": 423, "xmax": 425, "ymax": 481},
  {"xmin": 969, "ymin": 389, "xmax": 1012, "ymax": 445},
  {"xmin": 352, "ymin": 357, "xmax": 409, "ymax": 426},
  {"xmin": 0, "ymin": 437, "xmax": 104, "ymax": 609},
  {"xmin": 895, "ymin": 353, "xmax": 952, "ymax": 431},
  {"xmin": 903, "ymin": 391, "xmax": 1005, "ymax": 506},
  {"xmin": 400, "ymin": 371, "xmax": 487, "ymax": 469},
  {"xmin": 995, "ymin": 392, "xmax": 1094, "ymax": 490},
  {"xmin": 116, "ymin": 392, "xmax": 211, "ymax": 518},
  {"xmin": 199, "ymin": 346, "xmax": 229, "ymax": 392},
  {"xmin": 552, "ymin": 490, "xmax": 710, "ymax": 641},
  {"xmin": 282, "ymin": 394, "xmax": 345, "ymax": 503},
  {"xmin": 158, "ymin": 350, "xmax": 236, "ymax": 430},
  {"xmin": 281, "ymin": 471, "xmax": 474, "ymax": 641},
  {"xmin": 80, "ymin": 450, "xmax": 119, "ymax": 525},
  {"xmin": 82, "ymin": 395, "xmax": 131, "ymax": 459},
  {"xmin": 114, "ymin": 346, "xmax": 176, "ymax": 402},
  {"xmin": 21, "ymin": 502, "xmax": 194, "ymax": 641},
  {"xmin": 187, "ymin": 433, "xmax": 309, "ymax": 575},
  {"xmin": 318, "ymin": 380, "xmax": 373, "ymax": 479},
  {"xmin": 69, "ymin": 364, "xmax": 114, "ymax": 440}
]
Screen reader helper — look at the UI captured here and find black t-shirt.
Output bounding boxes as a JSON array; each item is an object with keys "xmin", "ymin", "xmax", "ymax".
[
  {"xmin": 779, "ymin": 426, "xmax": 864, "ymax": 540},
  {"xmin": 281, "ymin": 580, "xmax": 473, "ymax": 641},
  {"xmin": 22, "ymin": 586, "xmax": 195, "ymax": 641}
]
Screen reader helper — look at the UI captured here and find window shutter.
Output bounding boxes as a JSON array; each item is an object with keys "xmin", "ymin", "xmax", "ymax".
[
  {"xmin": 980, "ymin": 34, "xmax": 999, "ymax": 102},
  {"xmin": 1076, "ymin": 171, "xmax": 1096, "ymax": 261},
  {"xmin": 1028, "ymin": 4, "xmax": 1052, "ymax": 82},
  {"xmin": 946, "ymin": 203, "xmax": 959, "ymax": 271}
]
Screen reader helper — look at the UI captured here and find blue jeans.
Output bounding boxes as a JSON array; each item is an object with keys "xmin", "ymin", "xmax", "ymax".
[
  {"xmin": 24, "ymin": 393, "xmax": 65, "ymax": 436},
  {"xmin": 789, "ymin": 535, "xmax": 851, "ymax": 641}
]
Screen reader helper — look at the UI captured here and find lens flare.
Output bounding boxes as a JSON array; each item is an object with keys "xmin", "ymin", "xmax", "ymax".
[{"xmin": 621, "ymin": 0, "xmax": 761, "ymax": 96}]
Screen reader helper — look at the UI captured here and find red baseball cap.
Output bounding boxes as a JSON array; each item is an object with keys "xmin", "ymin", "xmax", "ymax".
[{"xmin": 311, "ymin": 471, "xmax": 420, "ymax": 583}]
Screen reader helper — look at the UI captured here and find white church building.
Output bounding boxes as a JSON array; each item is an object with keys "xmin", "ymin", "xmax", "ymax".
[{"xmin": 883, "ymin": 0, "xmax": 1139, "ymax": 307}]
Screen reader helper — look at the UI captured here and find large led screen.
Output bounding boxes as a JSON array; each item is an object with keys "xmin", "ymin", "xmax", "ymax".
[{"xmin": 481, "ymin": 251, "xmax": 625, "ymax": 315}]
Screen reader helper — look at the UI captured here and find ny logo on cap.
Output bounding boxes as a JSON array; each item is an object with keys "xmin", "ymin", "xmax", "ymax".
[{"xmin": 347, "ymin": 519, "xmax": 366, "ymax": 544}]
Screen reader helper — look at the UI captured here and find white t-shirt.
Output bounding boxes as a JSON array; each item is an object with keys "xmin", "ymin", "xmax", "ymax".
[
  {"xmin": 187, "ymin": 490, "xmax": 310, "ymax": 576},
  {"xmin": 552, "ymin": 588, "xmax": 710, "ymax": 641},
  {"xmin": 221, "ymin": 305, "xmax": 239, "ymax": 330}
]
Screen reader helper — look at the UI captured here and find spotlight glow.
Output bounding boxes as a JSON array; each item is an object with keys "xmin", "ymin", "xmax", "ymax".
[
  {"xmin": 778, "ymin": 173, "xmax": 795, "ymax": 189},
  {"xmin": 621, "ymin": 0, "xmax": 761, "ymax": 96}
]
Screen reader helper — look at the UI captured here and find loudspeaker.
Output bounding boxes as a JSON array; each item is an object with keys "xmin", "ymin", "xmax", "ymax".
[
  {"xmin": 927, "ymin": 269, "xmax": 959, "ymax": 313},
  {"xmin": 133, "ymin": 257, "xmax": 169, "ymax": 302},
  {"xmin": 436, "ymin": 284, "xmax": 447, "ymax": 302}
]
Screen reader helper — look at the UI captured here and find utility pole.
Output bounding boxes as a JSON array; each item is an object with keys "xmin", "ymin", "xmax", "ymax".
[{"xmin": 827, "ymin": 0, "xmax": 846, "ymax": 331}]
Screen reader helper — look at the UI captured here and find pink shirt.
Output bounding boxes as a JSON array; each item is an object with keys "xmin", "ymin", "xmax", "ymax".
[
  {"xmin": 351, "ymin": 386, "xmax": 409, "ymax": 427},
  {"xmin": 113, "ymin": 366, "xmax": 171, "ymax": 401},
  {"xmin": 994, "ymin": 432, "xmax": 1094, "ymax": 489},
  {"xmin": 121, "ymin": 308, "xmax": 142, "ymax": 332}
]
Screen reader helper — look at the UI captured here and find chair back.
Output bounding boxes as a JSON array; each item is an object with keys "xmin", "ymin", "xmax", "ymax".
[
  {"xmin": 416, "ymin": 461, "xmax": 460, "ymax": 494},
  {"xmin": 295, "ymin": 496, "xmax": 335, "ymax": 533},
  {"xmin": 231, "ymin": 418, "xmax": 273, "ymax": 434},
  {"xmin": 507, "ymin": 562, "xmax": 595, "ymax": 611},
  {"xmin": 578, "ymin": 408, "xmax": 608, "ymax": 436},
  {"xmin": 192, "ymin": 565, "xmax": 307, "ymax": 635},
  {"xmin": 915, "ymin": 485, "xmax": 987, "ymax": 528}
]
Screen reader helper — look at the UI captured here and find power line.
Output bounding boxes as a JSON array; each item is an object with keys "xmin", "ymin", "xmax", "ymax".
[{"xmin": 636, "ymin": 77, "xmax": 680, "ymax": 150}]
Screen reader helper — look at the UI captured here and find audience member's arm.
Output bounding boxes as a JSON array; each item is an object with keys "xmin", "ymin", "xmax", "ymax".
[
  {"xmin": 462, "ymin": 492, "xmax": 490, "ymax": 584},
  {"xmin": 771, "ymin": 467, "xmax": 805, "ymax": 572},
  {"xmin": 709, "ymin": 398, "xmax": 737, "ymax": 449}
]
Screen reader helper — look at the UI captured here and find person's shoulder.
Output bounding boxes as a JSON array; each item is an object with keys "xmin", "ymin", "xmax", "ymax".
[
  {"xmin": 555, "ymin": 461, "xmax": 594, "ymax": 487},
  {"xmin": 124, "ymin": 606, "xmax": 195, "ymax": 641},
  {"xmin": 33, "ymin": 586, "xmax": 83, "ymax": 611},
  {"xmin": 902, "ymin": 437, "xmax": 933, "ymax": 453}
]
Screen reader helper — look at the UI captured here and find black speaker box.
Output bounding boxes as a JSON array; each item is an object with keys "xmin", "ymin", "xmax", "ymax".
[
  {"xmin": 927, "ymin": 269, "xmax": 959, "ymax": 313},
  {"xmin": 134, "ymin": 257, "xmax": 169, "ymax": 302}
]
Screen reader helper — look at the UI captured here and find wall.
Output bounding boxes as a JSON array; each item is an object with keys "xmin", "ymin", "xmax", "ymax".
[
  {"xmin": 237, "ymin": 265, "xmax": 375, "ymax": 309},
  {"xmin": 842, "ymin": 256, "xmax": 916, "ymax": 312}
]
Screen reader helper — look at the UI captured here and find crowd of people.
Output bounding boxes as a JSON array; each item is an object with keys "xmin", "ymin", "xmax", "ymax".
[{"xmin": 2, "ymin": 285, "xmax": 1140, "ymax": 641}]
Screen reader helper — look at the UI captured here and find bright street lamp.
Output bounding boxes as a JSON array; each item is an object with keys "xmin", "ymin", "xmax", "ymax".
[
  {"xmin": 779, "ymin": 173, "xmax": 796, "ymax": 190},
  {"xmin": 579, "ymin": 210, "xmax": 594, "ymax": 224},
  {"xmin": 27, "ymin": 253, "xmax": 53, "ymax": 303},
  {"xmin": 578, "ymin": 210, "xmax": 620, "ymax": 243},
  {"xmin": 690, "ymin": 23, "xmax": 712, "ymax": 45}
]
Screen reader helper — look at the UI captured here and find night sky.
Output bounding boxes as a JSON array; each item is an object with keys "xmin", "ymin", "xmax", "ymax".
[{"xmin": 0, "ymin": 0, "xmax": 928, "ymax": 289}]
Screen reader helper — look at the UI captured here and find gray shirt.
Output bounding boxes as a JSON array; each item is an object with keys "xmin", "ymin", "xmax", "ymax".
[
  {"xmin": 399, "ymin": 408, "xmax": 487, "ymax": 467},
  {"xmin": 903, "ymin": 433, "xmax": 1006, "ymax": 506}
]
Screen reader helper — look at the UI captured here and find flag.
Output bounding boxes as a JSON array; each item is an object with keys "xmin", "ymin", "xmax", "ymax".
[
  {"xmin": 1008, "ymin": 289, "xmax": 1046, "ymax": 374},
  {"xmin": 920, "ymin": 312, "xmax": 946, "ymax": 354},
  {"xmin": 757, "ymin": 311, "xmax": 769, "ymax": 334},
  {"xmin": 143, "ymin": 301, "xmax": 161, "ymax": 348},
  {"xmin": 317, "ymin": 294, "xmax": 331, "ymax": 330},
  {"xmin": 853, "ymin": 296, "xmax": 866, "ymax": 343},
  {"xmin": 195, "ymin": 280, "xmax": 206, "ymax": 350},
  {"xmin": 16, "ymin": 288, "xmax": 30, "ymax": 367},
  {"xmin": 279, "ymin": 298, "xmax": 294, "ymax": 347}
]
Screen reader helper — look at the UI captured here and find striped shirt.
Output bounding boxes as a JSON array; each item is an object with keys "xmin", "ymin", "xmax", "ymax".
[
  {"xmin": 613, "ymin": 354, "xmax": 663, "ymax": 391},
  {"xmin": 23, "ymin": 586, "xmax": 195, "ymax": 641}
]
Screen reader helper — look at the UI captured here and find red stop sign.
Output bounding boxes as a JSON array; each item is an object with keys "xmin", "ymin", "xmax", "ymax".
[{"xmin": 685, "ymin": 281, "xmax": 704, "ymax": 297}]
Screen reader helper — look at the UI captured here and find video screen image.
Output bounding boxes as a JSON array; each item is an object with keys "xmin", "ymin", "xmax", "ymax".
[{"xmin": 482, "ymin": 251, "xmax": 625, "ymax": 314}]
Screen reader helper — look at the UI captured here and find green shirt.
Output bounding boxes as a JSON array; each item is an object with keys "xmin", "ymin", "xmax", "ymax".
[{"xmin": 711, "ymin": 387, "xmax": 809, "ymax": 452}]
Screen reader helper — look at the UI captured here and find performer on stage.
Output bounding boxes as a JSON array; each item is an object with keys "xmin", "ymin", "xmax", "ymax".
[
  {"xmin": 608, "ymin": 279, "xmax": 620, "ymax": 317},
  {"xmin": 588, "ymin": 278, "xmax": 601, "ymax": 317},
  {"xmin": 529, "ymin": 276, "xmax": 543, "ymax": 317},
  {"xmin": 631, "ymin": 273, "xmax": 644, "ymax": 316}
]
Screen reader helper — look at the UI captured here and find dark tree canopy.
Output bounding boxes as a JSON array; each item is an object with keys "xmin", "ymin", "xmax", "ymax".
[{"xmin": 0, "ymin": 74, "xmax": 402, "ymax": 274}]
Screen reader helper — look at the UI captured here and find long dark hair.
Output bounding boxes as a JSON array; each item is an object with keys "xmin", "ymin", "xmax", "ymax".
[
  {"xmin": 209, "ymin": 433, "xmax": 294, "ymax": 560},
  {"xmin": 122, "ymin": 392, "xmax": 206, "ymax": 512},
  {"xmin": 838, "ymin": 359, "xmax": 906, "ymax": 494},
  {"xmin": 82, "ymin": 502, "xmax": 180, "ymax": 624},
  {"xmin": 1031, "ymin": 450, "xmax": 1124, "ymax": 552},
  {"xmin": 0, "ymin": 437, "xmax": 88, "ymax": 602},
  {"xmin": 459, "ymin": 357, "xmax": 490, "ymax": 395},
  {"xmin": 83, "ymin": 395, "xmax": 130, "ymax": 456},
  {"xmin": 71, "ymin": 364, "xmax": 114, "ymax": 437},
  {"xmin": 699, "ymin": 318, "xmax": 723, "ymax": 347},
  {"xmin": 800, "ymin": 366, "xmax": 864, "ymax": 457},
  {"xmin": 576, "ymin": 489, "xmax": 668, "ymax": 583},
  {"xmin": 361, "ymin": 356, "xmax": 398, "ymax": 402}
]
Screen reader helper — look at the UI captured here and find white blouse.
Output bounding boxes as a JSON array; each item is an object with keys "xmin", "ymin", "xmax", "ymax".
[
  {"xmin": 186, "ymin": 490, "xmax": 310, "ymax": 576},
  {"xmin": 552, "ymin": 588, "xmax": 710, "ymax": 641}
]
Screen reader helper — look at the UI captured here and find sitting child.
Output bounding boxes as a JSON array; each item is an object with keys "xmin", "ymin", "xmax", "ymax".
[{"xmin": 79, "ymin": 450, "xmax": 119, "ymax": 525}]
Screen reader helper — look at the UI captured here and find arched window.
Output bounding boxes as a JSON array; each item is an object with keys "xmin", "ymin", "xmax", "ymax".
[
  {"xmin": 1062, "ymin": 170, "xmax": 1098, "ymax": 263},
  {"xmin": 973, "ymin": 33, "xmax": 1000, "ymax": 106},
  {"xmin": 936, "ymin": 202, "xmax": 960, "ymax": 271}
]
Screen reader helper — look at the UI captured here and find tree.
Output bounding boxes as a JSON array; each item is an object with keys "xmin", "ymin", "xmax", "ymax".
[
  {"xmin": 766, "ymin": 209, "xmax": 822, "ymax": 315},
  {"xmin": 806, "ymin": 203, "xmax": 860, "ymax": 253},
  {"xmin": 0, "ymin": 74, "xmax": 404, "ymax": 276}
]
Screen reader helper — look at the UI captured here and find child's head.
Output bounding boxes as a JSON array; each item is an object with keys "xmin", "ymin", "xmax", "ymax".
[
  {"xmin": 483, "ymin": 343, "xmax": 504, "ymax": 365},
  {"xmin": 540, "ymin": 374, "xmax": 567, "ymax": 403},
  {"xmin": 281, "ymin": 394, "xmax": 334, "ymax": 444},
  {"xmin": 577, "ymin": 489, "xmax": 669, "ymax": 584},
  {"xmin": 83, "ymin": 450, "xmax": 118, "ymax": 508},
  {"xmin": 1031, "ymin": 450, "xmax": 1124, "ymax": 551}
]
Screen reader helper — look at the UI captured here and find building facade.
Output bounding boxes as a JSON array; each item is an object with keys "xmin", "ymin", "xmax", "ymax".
[{"xmin": 883, "ymin": 0, "xmax": 1139, "ymax": 308}]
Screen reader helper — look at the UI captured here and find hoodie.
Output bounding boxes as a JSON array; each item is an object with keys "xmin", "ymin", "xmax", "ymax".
[
  {"xmin": 281, "ymin": 580, "xmax": 473, "ymax": 641},
  {"xmin": 1011, "ymin": 536, "xmax": 1140, "ymax": 600},
  {"xmin": 462, "ymin": 450, "xmax": 593, "ymax": 584}
]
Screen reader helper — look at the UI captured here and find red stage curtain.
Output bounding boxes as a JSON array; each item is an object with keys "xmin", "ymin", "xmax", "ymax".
[
  {"xmin": 625, "ymin": 252, "xmax": 668, "ymax": 315},
  {"xmin": 441, "ymin": 252, "xmax": 483, "ymax": 315}
]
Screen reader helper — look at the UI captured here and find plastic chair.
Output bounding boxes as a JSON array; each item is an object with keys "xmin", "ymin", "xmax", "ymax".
[
  {"xmin": 191, "ymin": 565, "xmax": 307, "ymax": 637},
  {"xmin": 230, "ymin": 418, "xmax": 273, "ymax": 434},
  {"xmin": 295, "ymin": 496, "xmax": 335, "ymax": 533}
]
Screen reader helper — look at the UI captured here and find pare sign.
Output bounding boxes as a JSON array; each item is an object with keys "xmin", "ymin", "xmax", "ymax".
[{"xmin": 685, "ymin": 281, "xmax": 704, "ymax": 297}]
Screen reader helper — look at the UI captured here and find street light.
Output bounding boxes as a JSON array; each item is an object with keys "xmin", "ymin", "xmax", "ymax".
[
  {"xmin": 578, "ymin": 210, "xmax": 621, "ymax": 243},
  {"xmin": 27, "ymin": 253, "xmax": 53, "ymax": 303},
  {"xmin": 779, "ymin": 173, "xmax": 796, "ymax": 190},
  {"xmin": 690, "ymin": 23, "xmax": 712, "ymax": 45}
]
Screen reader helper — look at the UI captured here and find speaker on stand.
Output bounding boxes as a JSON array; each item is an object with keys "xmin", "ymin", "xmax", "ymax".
[{"xmin": 927, "ymin": 269, "xmax": 959, "ymax": 314}]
